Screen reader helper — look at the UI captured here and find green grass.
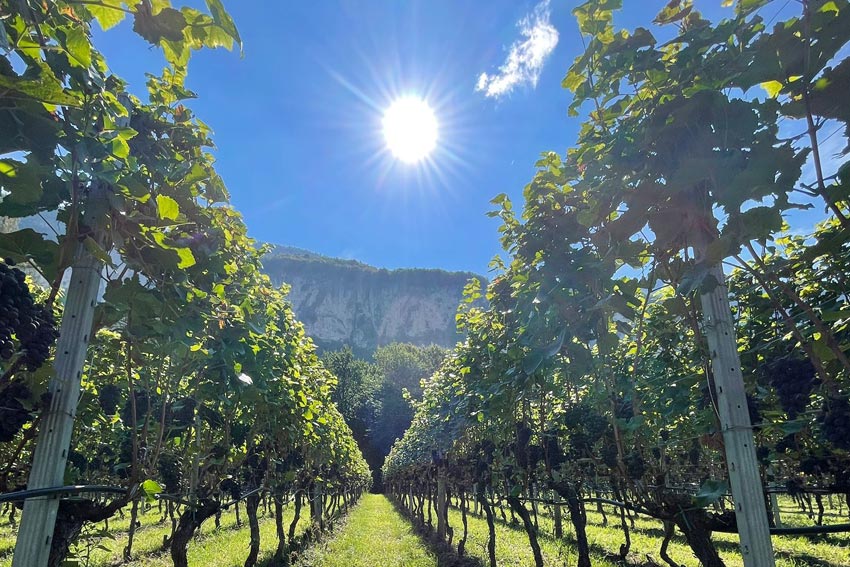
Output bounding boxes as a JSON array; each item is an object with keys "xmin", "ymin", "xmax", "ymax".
[
  {"xmin": 2, "ymin": 494, "xmax": 848, "ymax": 567},
  {"xmin": 294, "ymin": 494, "xmax": 436, "ymax": 567},
  {"xmin": 437, "ymin": 495, "xmax": 850, "ymax": 567},
  {"xmin": 0, "ymin": 500, "xmax": 310, "ymax": 567}
]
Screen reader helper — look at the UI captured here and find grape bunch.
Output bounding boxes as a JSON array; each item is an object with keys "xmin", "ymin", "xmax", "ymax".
[
  {"xmin": 0, "ymin": 381, "xmax": 32, "ymax": 442},
  {"xmin": 67, "ymin": 449, "xmax": 89, "ymax": 472},
  {"xmin": 624, "ymin": 450, "xmax": 646, "ymax": 479},
  {"xmin": 158, "ymin": 452, "xmax": 182, "ymax": 493},
  {"xmin": 231, "ymin": 421, "xmax": 249, "ymax": 446},
  {"xmin": 766, "ymin": 358, "xmax": 815, "ymax": 419},
  {"xmin": 747, "ymin": 394, "xmax": 763, "ymax": 430},
  {"xmin": 0, "ymin": 259, "xmax": 59, "ymax": 371},
  {"xmin": 800, "ymin": 454, "xmax": 828, "ymax": 476},
  {"xmin": 120, "ymin": 390, "xmax": 160, "ymax": 425},
  {"xmin": 543, "ymin": 433, "xmax": 565, "ymax": 468},
  {"xmin": 19, "ymin": 305, "xmax": 59, "ymax": 370},
  {"xmin": 614, "ymin": 397, "xmax": 634, "ymax": 421},
  {"xmin": 220, "ymin": 477, "xmax": 241, "ymax": 500},
  {"xmin": 819, "ymin": 396, "xmax": 850, "ymax": 451},
  {"xmin": 170, "ymin": 396, "xmax": 196, "ymax": 428},
  {"xmin": 688, "ymin": 439, "xmax": 701, "ymax": 466},
  {"xmin": 775, "ymin": 434, "xmax": 796, "ymax": 454},
  {"xmin": 98, "ymin": 384, "xmax": 122, "ymax": 415},
  {"xmin": 601, "ymin": 442, "xmax": 618, "ymax": 468},
  {"xmin": 0, "ymin": 260, "xmax": 29, "ymax": 361}
]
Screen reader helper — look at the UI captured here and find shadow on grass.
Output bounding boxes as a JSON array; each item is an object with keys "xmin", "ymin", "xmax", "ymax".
[
  {"xmin": 387, "ymin": 496, "xmax": 485, "ymax": 567},
  {"xmin": 258, "ymin": 503, "xmax": 362, "ymax": 567},
  {"xmin": 94, "ymin": 503, "xmax": 355, "ymax": 567},
  {"xmin": 461, "ymin": 503, "xmax": 849, "ymax": 567}
]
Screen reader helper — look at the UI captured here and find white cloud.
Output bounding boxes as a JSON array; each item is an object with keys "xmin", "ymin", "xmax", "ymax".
[{"xmin": 476, "ymin": 1, "xmax": 559, "ymax": 99}]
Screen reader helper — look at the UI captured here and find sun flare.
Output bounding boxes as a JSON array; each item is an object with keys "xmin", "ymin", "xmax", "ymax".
[{"xmin": 382, "ymin": 97, "xmax": 438, "ymax": 163}]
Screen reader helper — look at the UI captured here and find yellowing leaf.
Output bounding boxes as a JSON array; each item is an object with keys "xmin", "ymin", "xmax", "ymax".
[
  {"xmin": 156, "ymin": 195, "xmax": 180, "ymax": 221},
  {"xmin": 819, "ymin": 1, "xmax": 839, "ymax": 14},
  {"xmin": 760, "ymin": 80, "xmax": 783, "ymax": 98},
  {"xmin": 175, "ymin": 247, "xmax": 195, "ymax": 268}
]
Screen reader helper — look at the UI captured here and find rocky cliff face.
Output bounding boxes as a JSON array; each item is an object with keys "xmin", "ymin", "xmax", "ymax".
[{"xmin": 261, "ymin": 247, "xmax": 484, "ymax": 356}]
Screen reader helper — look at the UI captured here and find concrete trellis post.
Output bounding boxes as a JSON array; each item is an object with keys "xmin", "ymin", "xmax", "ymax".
[
  {"xmin": 436, "ymin": 471, "xmax": 447, "ymax": 539},
  {"xmin": 696, "ymin": 238, "xmax": 776, "ymax": 567},
  {"xmin": 13, "ymin": 184, "xmax": 109, "ymax": 567}
]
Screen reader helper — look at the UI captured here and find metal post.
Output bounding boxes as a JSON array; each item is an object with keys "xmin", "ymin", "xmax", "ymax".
[
  {"xmin": 13, "ymin": 184, "xmax": 109, "ymax": 567},
  {"xmin": 697, "ymin": 239, "xmax": 776, "ymax": 567}
]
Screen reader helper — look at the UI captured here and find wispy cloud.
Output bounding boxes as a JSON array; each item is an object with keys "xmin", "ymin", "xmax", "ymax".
[{"xmin": 476, "ymin": 1, "xmax": 559, "ymax": 99}]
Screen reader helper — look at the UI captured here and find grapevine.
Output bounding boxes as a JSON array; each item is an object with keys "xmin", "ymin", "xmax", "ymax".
[{"xmin": 767, "ymin": 358, "xmax": 816, "ymax": 419}]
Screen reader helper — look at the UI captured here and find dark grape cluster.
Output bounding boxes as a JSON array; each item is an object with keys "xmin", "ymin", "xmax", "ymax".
[
  {"xmin": 688, "ymin": 439, "xmax": 701, "ymax": 466},
  {"xmin": 0, "ymin": 259, "xmax": 59, "ymax": 370},
  {"xmin": 220, "ymin": 477, "xmax": 241, "ymax": 500},
  {"xmin": 819, "ymin": 396, "xmax": 850, "ymax": 451},
  {"xmin": 158, "ymin": 452, "xmax": 182, "ymax": 493},
  {"xmin": 19, "ymin": 305, "xmax": 59, "ymax": 370},
  {"xmin": 747, "ymin": 394, "xmax": 762, "ymax": 430},
  {"xmin": 67, "ymin": 449, "xmax": 89, "ymax": 472},
  {"xmin": 614, "ymin": 397, "xmax": 634, "ymax": 421},
  {"xmin": 98, "ymin": 384, "xmax": 122, "ymax": 415},
  {"xmin": 624, "ymin": 450, "xmax": 646, "ymax": 479},
  {"xmin": 170, "ymin": 396, "xmax": 196, "ymax": 428},
  {"xmin": 0, "ymin": 381, "xmax": 32, "ymax": 442},
  {"xmin": 800, "ymin": 454, "xmax": 828, "ymax": 476},
  {"xmin": 563, "ymin": 403, "xmax": 609, "ymax": 457},
  {"xmin": 601, "ymin": 442, "xmax": 618, "ymax": 468},
  {"xmin": 120, "ymin": 390, "xmax": 160, "ymax": 425},
  {"xmin": 231, "ymin": 421, "xmax": 249, "ymax": 446},
  {"xmin": 766, "ymin": 358, "xmax": 815, "ymax": 419},
  {"xmin": 775, "ymin": 434, "xmax": 796, "ymax": 454},
  {"xmin": 543, "ymin": 432, "xmax": 565, "ymax": 468}
]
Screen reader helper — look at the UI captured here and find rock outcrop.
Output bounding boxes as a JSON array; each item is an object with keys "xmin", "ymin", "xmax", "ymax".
[{"xmin": 262, "ymin": 247, "xmax": 484, "ymax": 356}]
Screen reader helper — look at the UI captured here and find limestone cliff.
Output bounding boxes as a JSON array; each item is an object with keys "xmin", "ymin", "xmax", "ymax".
[{"xmin": 261, "ymin": 247, "xmax": 484, "ymax": 356}]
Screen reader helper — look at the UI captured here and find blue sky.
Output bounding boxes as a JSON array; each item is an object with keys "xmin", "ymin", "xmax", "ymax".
[{"xmin": 95, "ymin": 1, "xmax": 823, "ymax": 275}]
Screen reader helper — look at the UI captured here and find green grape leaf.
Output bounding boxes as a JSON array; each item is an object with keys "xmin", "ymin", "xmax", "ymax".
[
  {"xmin": 693, "ymin": 479, "xmax": 728, "ymax": 507},
  {"xmin": 88, "ymin": 0, "xmax": 128, "ymax": 30},
  {"xmin": 0, "ymin": 72, "xmax": 80, "ymax": 106},
  {"xmin": 63, "ymin": 27, "xmax": 92, "ymax": 68},
  {"xmin": 0, "ymin": 229, "xmax": 59, "ymax": 282},
  {"xmin": 141, "ymin": 479, "xmax": 163, "ymax": 502},
  {"xmin": 205, "ymin": 0, "xmax": 242, "ymax": 49}
]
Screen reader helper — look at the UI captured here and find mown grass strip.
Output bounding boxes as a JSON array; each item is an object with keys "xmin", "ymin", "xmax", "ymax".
[{"xmin": 295, "ymin": 494, "xmax": 436, "ymax": 567}]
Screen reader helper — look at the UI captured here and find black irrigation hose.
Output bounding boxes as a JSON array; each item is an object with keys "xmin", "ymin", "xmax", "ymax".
[
  {"xmin": 580, "ymin": 497, "xmax": 850, "ymax": 536},
  {"xmin": 221, "ymin": 486, "xmax": 265, "ymax": 509},
  {"xmin": 733, "ymin": 523, "xmax": 850, "ymax": 535},
  {"xmin": 0, "ymin": 485, "xmax": 127, "ymax": 503},
  {"xmin": 1, "ymin": 484, "xmax": 364, "ymax": 515}
]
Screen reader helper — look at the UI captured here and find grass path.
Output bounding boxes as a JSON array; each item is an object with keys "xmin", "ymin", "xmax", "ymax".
[
  {"xmin": 295, "ymin": 494, "xmax": 436, "ymax": 567},
  {"xmin": 1, "ymin": 502, "xmax": 309, "ymax": 567}
]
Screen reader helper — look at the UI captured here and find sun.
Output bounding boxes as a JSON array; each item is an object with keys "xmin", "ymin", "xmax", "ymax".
[{"xmin": 382, "ymin": 97, "xmax": 439, "ymax": 164}]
